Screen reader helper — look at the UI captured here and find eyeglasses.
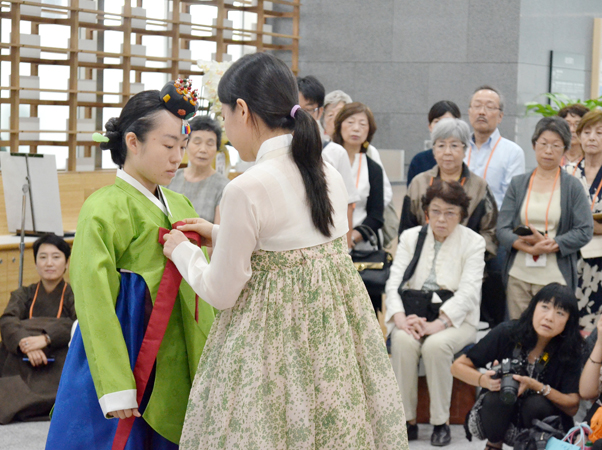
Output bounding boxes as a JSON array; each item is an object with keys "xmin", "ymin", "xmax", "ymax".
[
  {"xmin": 303, "ymin": 106, "xmax": 320, "ymax": 114},
  {"xmin": 434, "ymin": 142, "xmax": 465, "ymax": 152},
  {"xmin": 428, "ymin": 210, "xmax": 460, "ymax": 220},
  {"xmin": 470, "ymin": 103, "xmax": 501, "ymax": 113},
  {"xmin": 535, "ymin": 141, "xmax": 564, "ymax": 152}
]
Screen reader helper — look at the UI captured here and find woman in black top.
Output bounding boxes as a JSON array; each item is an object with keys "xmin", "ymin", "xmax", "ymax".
[{"xmin": 451, "ymin": 283, "xmax": 582, "ymax": 449}]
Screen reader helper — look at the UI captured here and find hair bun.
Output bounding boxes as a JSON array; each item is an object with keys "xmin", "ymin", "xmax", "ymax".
[{"xmin": 100, "ymin": 117, "xmax": 121, "ymax": 151}]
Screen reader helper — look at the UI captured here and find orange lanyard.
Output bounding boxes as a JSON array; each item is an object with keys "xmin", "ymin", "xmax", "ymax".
[
  {"xmin": 29, "ymin": 281, "xmax": 66, "ymax": 319},
  {"xmin": 524, "ymin": 168, "xmax": 561, "ymax": 236},
  {"xmin": 562, "ymin": 155, "xmax": 584, "ymax": 174},
  {"xmin": 590, "ymin": 172, "xmax": 602, "ymax": 212},
  {"xmin": 355, "ymin": 153, "xmax": 362, "ymax": 188},
  {"xmin": 351, "ymin": 153, "xmax": 363, "ymax": 211},
  {"xmin": 466, "ymin": 136, "xmax": 502, "ymax": 181},
  {"xmin": 577, "ymin": 159, "xmax": 602, "ymax": 210}
]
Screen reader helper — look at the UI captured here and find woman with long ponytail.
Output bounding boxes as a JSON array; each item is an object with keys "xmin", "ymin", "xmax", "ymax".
[{"xmin": 163, "ymin": 52, "xmax": 408, "ymax": 449}]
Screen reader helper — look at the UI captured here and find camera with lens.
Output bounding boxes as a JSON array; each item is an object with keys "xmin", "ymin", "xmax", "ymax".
[{"xmin": 490, "ymin": 357, "xmax": 526, "ymax": 405}]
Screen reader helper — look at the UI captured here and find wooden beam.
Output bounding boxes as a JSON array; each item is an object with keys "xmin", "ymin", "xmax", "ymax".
[
  {"xmin": 121, "ymin": 2, "xmax": 132, "ymax": 106},
  {"xmin": 171, "ymin": 0, "xmax": 181, "ymax": 80},
  {"xmin": 67, "ymin": 0, "xmax": 79, "ymax": 171},
  {"xmin": 9, "ymin": 1, "xmax": 20, "ymax": 153}
]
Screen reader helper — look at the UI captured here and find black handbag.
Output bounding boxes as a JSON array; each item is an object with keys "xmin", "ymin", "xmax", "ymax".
[
  {"xmin": 350, "ymin": 225, "xmax": 393, "ymax": 296},
  {"xmin": 397, "ymin": 224, "xmax": 453, "ymax": 321}
]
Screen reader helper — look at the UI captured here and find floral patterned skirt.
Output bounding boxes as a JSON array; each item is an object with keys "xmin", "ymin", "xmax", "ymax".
[
  {"xmin": 179, "ymin": 237, "xmax": 408, "ymax": 450},
  {"xmin": 577, "ymin": 256, "xmax": 602, "ymax": 331}
]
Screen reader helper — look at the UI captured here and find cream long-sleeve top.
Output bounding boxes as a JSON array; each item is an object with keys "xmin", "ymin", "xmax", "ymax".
[
  {"xmin": 171, "ymin": 134, "xmax": 350, "ymax": 310},
  {"xmin": 384, "ymin": 224, "xmax": 486, "ymax": 336}
]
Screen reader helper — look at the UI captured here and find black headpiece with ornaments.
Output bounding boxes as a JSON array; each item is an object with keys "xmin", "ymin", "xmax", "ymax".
[
  {"xmin": 92, "ymin": 78, "xmax": 200, "ymax": 145},
  {"xmin": 160, "ymin": 78, "xmax": 200, "ymax": 134}
]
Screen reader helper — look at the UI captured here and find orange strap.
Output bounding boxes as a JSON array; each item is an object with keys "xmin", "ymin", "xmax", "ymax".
[
  {"xmin": 466, "ymin": 136, "xmax": 502, "ymax": 181},
  {"xmin": 355, "ymin": 153, "xmax": 362, "ymax": 188},
  {"xmin": 29, "ymin": 281, "xmax": 66, "ymax": 319},
  {"xmin": 524, "ymin": 168, "xmax": 561, "ymax": 236},
  {"xmin": 351, "ymin": 153, "xmax": 363, "ymax": 211},
  {"xmin": 591, "ymin": 175, "xmax": 602, "ymax": 211}
]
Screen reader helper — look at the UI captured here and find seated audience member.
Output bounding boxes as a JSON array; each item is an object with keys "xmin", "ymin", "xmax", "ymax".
[
  {"xmin": 406, "ymin": 100, "xmax": 462, "ymax": 186},
  {"xmin": 497, "ymin": 116, "xmax": 593, "ymax": 319},
  {"xmin": 0, "ymin": 234, "xmax": 76, "ymax": 424},
  {"xmin": 297, "ymin": 76, "xmax": 360, "ymax": 246},
  {"xmin": 168, "ymin": 115, "xmax": 229, "ymax": 224},
  {"xmin": 573, "ymin": 110, "xmax": 602, "ymax": 330},
  {"xmin": 558, "ymin": 103, "xmax": 590, "ymax": 173},
  {"xmin": 400, "ymin": 118, "xmax": 501, "ymax": 326},
  {"xmin": 399, "ymin": 118, "xmax": 497, "ymax": 257},
  {"xmin": 466, "ymin": 85, "xmax": 525, "ymax": 209},
  {"xmin": 385, "ymin": 180, "xmax": 486, "ymax": 446},
  {"xmin": 322, "ymin": 89, "xmax": 353, "ymax": 141},
  {"xmin": 323, "ymin": 89, "xmax": 394, "ymax": 210},
  {"xmin": 452, "ymin": 283, "xmax": 583, "ymax": 449},
  {"xmin": 332, "ymin": 102, "xmax": 385, "ymax": 311}
]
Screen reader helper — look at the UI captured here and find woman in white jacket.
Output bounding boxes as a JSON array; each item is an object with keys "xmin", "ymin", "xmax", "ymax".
[{"xmin": 385, "ymin": 179, "xmax": 486, "ymax": 447}]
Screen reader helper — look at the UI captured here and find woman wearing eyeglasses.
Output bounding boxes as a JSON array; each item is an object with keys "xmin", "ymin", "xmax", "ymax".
[
  {"xmin": 497, "ymin": 116, "xmax": 593, "ymax": 319},
  {"xmin": 385, "ymin": 180, "xmax": 486, "ymax": 446},
  {"xmin": 572, "ymin": 110, "xmax": 602, "ymax": 330}
]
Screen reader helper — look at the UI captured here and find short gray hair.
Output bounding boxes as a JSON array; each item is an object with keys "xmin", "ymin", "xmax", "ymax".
[
  {"xmin": 469, "ymin": 85, "xmax": 505, "ymax": 112},
  {"xmin": 431, "ymin": 118, "xmax": 471, "ymax": 149},
  {"xmin": 531, "ymin": 116, "xmax": 572, "ymax": 150},
  {"xmin": 324, "ymin": 90, "xmax": 353, "ymax": 109}
]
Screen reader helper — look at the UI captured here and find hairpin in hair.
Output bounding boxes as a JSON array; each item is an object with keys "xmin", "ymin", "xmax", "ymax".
[{"xmin": 92, "ymin": 132, "xmax": 110, "ymax": 143}]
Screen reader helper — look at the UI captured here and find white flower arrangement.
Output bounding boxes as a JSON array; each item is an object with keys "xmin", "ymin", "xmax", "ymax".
[{"xmin": 197, "ymin": 59, "xmax": 234, "ymax": 175}]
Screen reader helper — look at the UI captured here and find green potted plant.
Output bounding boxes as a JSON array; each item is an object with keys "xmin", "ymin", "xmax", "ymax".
[{"xmin": 525, "ymin": 93, "xmax": 602, "ymax": 117}]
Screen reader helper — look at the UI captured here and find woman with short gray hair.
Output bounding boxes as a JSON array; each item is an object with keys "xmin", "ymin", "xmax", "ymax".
[
  {"xmin": 399, "ymin": 118, "xmax": 499, "ymax": 257},
  {"xmin": 497, "ymin": 116, "xmax": 593, "ymax": 319},
  {"xmin": 322, "ymin": 90, "xmax": 353, "ymax": 138}
]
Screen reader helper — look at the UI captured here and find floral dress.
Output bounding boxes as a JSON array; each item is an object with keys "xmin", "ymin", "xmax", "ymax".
[{"xmin": 574, "ymin": 160, "xmax": 602, "ymax": 330}]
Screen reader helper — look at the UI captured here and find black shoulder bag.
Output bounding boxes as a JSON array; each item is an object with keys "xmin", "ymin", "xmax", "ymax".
[
  {"xmin": 397, "ymin": 225, "xmax": 454, "ymax": 322},
  {"xmin": 350, "ymin": 225, "xmax": 393, "ymax": 296}
]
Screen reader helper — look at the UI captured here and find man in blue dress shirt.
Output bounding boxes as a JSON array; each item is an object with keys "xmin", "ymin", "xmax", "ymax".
[{"xmin": 465, "ymin": 85, "xmax": 525, "ymax": 210}]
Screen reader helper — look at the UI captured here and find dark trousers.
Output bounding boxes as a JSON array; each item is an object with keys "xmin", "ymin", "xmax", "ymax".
[
  {"xmin": 481, "ymin": 247, "xmax": 507, "ymax": 327},
  {"xmin": 369, "ymin": 291, "xmax": 382, "ymax": 315},
  {"xmin": 479, "ymin": 391, "xmax": 557, "ymax": 443}
]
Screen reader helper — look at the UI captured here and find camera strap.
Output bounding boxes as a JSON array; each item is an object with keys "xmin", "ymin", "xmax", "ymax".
[{"xmin": 513, "ymin": 345, "xmax": 550, "ymax": 380}]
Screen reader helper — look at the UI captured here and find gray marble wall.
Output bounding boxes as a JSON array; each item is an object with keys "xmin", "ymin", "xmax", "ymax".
[
  {"xmin": 296, "ymin": 0, "xmax": 521, "ymax": 168},
  {"xmin": 294, "ymin": 0, "xmax": 602, "ymax": 174},
  {"xmin": 516, "ymin": 0, "xmax": 602, "ymax": 170}
]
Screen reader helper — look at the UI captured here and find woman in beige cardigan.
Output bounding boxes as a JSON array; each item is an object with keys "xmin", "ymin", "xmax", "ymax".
[{"xmin": 385, "ymin": 180, "xmax": 486, "ymax": 446}]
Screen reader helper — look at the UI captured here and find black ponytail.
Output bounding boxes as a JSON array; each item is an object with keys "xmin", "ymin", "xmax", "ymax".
[
  {"xmin": 218, "ymin": 53, "xmax": 334, "ymax": 237},
  {"xmin": 100, "ymin": 90, "xmax": 165, "ymax": 167}
]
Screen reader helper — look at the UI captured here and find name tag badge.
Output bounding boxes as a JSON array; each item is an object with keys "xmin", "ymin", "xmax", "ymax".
[{"xmin": 526, "ymin": 253, "xmax": 546, "ymax": 267}]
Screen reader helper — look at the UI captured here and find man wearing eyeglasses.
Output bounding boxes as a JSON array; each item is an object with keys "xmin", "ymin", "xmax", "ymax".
[
  {"xmin": 466, "ymin": 85, "xmax": 525, "ymax": 210},
  {"xmin": 466, "ymin": 86, "xmax": 526, "ymax": 327}
]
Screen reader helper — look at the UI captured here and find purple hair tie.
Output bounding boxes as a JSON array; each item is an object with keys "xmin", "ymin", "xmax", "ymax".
[{"xmin": 290, "ymin": 104, "xmax": 301, "ymax": 119}]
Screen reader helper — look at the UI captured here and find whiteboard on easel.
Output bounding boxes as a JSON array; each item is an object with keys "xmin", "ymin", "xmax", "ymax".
[{"xmin": 1, "ymin": 153, "xmax": 64, "ymax": 236}]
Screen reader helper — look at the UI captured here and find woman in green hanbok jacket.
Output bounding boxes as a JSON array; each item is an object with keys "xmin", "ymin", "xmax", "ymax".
[{"xmin": 46, "ymin": 82, "xmax": 215, "ymax": 450}]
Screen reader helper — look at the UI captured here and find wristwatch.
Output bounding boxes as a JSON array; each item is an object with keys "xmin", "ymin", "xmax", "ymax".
[{"xmin": 44, "ymin": 334, "xmax": 51, "ymax": 346}]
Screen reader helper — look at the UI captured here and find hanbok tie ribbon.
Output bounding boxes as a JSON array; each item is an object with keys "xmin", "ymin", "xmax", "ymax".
[{"xmin": 112, "ymin": 221, "xmax": 202, "ymax": 450}]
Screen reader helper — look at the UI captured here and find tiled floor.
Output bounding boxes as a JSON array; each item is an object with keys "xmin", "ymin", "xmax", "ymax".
[{"xmin": 2, "ymin": 421, "xmax": 510, "ymax": 449}]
